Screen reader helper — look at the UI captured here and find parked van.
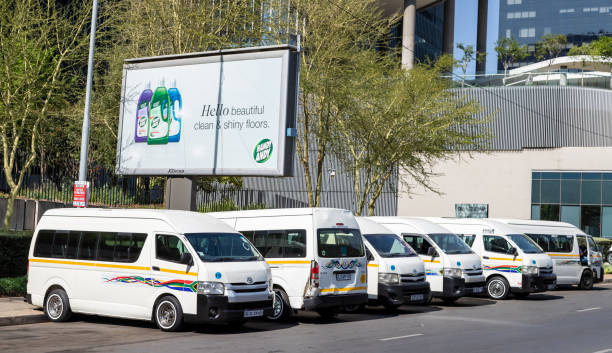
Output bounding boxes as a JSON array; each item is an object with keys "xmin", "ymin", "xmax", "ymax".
[
  {"xmin": 208, "ymin": 208, "xmax": 368, "ymax": 319},
  {"xmin": 27, "ymin": 209, "xmax": 273, "ymax": 331},
  {"xmin": 493, "ymin": 219, "xmax": 604, "ymax": 288},
  {"xmin": 369, "ymin": 217, "xmax": 486, "ymax": 303},
  {"xmin": 355, "ymin": 218, "xmax": 430, "ymax": 309},
  {"xmin": 425, "ymin": 218, "xmax": 556, "ymax": 299}
]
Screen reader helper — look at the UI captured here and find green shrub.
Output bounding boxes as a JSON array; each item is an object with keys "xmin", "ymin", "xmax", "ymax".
[
  {"xmin": 0, "ymin": 232, "xmax": 33, "ymax": 277},
  {"xmin": 0, "ymin": 276, "xmax": 27, "ymax": 296},
  {"xmin": 604, "ymin": 263, "xmax": 612, "ymax": 275}
]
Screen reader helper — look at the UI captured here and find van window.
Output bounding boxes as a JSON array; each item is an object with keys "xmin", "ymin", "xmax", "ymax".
[
  {"xmin": 403, "ymin": 234, "xmax": 435, "ymax": 256},
  {"xmin": 457, "ymin": 234, "xmax": 476, "ymax": 247},
  {"xmin": 317, "ymin": 229, "xmax": 364, "ymax": 258},
  {"xmin": 98, "ymin": 232, "xmax": 117, "ymax": 261},
  {"xmin": 156, "ymin": 234, "xmax": 189, "ymax": 263},
  {"xmin": 428, "ymin": 233, "xmax": 473, "ymax": 254},
  {"xmin": 507, "ymin": 234, "xmax": 542, "ymax": 253},
  {"xmin": 186, "ymin": 233, "xmax": 263, "ymax": 262},
  {"xmin": 33, "ymin": 230, "xmax": 54, "ymax": 258},
  {"xmin": 483, "ymin": 235, "xmax": 513, "ymax": 254},
  {"xmin": 97, "ymin": 232, "xmax": 147, "ymax": 262},
  {"xmin": 587, "ymin": 237, "xmax": 598, "ymax": 253},
  {"xmin": 525, "ymin": 234, "xmax": 573, "ymax": 253},
  {"xmin": 239, "ymin": 230, "xmax": 306, "ymax": 258},
  {"xmin": 364, "ymin": 234, "xmax": 416, "ymax": 257},
  {"xmin": 77, "ymin": 232, "xmax": 98, "ymax": 260},
  {"xmin": 51, "ymin": 231, "xmax": 78, "ymax": 259}
]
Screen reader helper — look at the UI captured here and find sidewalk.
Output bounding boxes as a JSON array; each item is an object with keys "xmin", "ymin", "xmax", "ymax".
[
  {"xmin": 0, "ymin": 297, "xmax": 46, "ymax": 327},
  {"xmin": 604, "ymin": 274, "xmax": 612, "ymax": 283}
]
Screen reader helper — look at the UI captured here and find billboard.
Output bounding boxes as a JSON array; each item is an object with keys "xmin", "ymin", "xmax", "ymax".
[{"xmin": 116, "ymin": 45, "xmax": 299, "ymax": 176}]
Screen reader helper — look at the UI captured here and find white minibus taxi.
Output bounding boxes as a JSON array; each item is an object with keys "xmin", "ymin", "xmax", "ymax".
[
  {"xmin": 425, "ymin": 218, "xmax": 556, "ymax": 299},
  {"xmin": 355, "ymin": 218, "xmax": 430, "ymax": 309},
  {"xmin": 27, "ymin": 209, "xmax": 273, "ymax": 331},
  {"xmin": 208, "ymin": 208, "xmax": 368, "ymax": 319},
  {"xmin": 369, "ymin": 217, "xmax": 485, "ymax": 303},
  {"xmin": 493, "ymin": 219, "xmax": 604, "ymax": 288}
]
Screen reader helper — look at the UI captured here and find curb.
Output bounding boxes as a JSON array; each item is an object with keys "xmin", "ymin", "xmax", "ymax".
[{"xmin": 0, "ymin": 314, "xmax": 47, "ymax": 327}]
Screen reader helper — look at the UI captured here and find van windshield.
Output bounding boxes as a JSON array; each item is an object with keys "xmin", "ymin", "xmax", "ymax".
[
  {"xmin": 185, "ymin": 233, "xmax": 263, "ymax": 262},
  {"xmin": 507, "ymin": 234, "xmax": 543, "ymax": 254},
  {"xmin": 318, "ymin": 228, "xmax": 364, "ymax": 258},
  {"xmin": 364, "ymin": 234, "xmax": 417, "ymax": 258},
  {"xmin": 428, "ymin": 233, "xmax": 473, "ymax": 254}
]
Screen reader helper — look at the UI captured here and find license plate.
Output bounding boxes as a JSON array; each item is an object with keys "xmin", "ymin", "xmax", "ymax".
[
  {"xmin": 243, "ymin": 309, "xmax": 264, "ymax": 318},
  {"xmin": 336, "ymin": 273, "xmax": 352, "ymax": 281},
  {"xmin": 410, "ymin": 294, "xmax": 424, "ymax": 302},
  {"xmin": 472, "ymin": 287, "xmax": 484, "ymax": 293},
  {"xmin": 547, "ymin": 284, "xmax": 556, "ymax": 290}
]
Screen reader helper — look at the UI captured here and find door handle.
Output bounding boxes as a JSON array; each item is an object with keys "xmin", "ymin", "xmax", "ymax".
[
  {"xmin": 152, "ymin": 266, "xmax": 160, "ymax": 271},
  {"xmin": 269, "ymin": 266, "xmax": 279, "ymax": 269},
  {"xmin": 483, "ymin": 256, "xmax": 490, "ymax": 259}
]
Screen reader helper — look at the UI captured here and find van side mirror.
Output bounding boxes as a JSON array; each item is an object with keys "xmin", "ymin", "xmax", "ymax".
[
  {"xmin": 180, "ymin": 252, "xmax": 193, "ymax": 265},
  {"xmin": 508, "ymin": 247, "xmax": 517, "ymax": 256},
  {"xmin": 427, "ymin": 247, "xmax": 438, "ymax": 257}
]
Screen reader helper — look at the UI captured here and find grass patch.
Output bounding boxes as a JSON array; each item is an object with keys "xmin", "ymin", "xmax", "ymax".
[{"xmin": 0, "ymin": 276, "xmax": 26, "ymax": 297}]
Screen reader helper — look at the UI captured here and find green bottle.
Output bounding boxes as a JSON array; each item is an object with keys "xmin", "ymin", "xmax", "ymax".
[{"xmin": 147, "ymin": 81, "xmax": 170, "ymax": 145}]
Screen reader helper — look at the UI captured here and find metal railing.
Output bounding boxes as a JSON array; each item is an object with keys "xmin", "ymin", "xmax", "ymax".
[{"xmin": 446, "ymin": 70, "xmax": 612, "ymax": 89}]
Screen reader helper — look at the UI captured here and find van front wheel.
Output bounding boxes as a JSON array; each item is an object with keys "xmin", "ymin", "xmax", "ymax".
[
  {"xmin": 579, "ymin": 270, "xmax": 594, "ymax": 290},
  {"xmin": 267, "ymin": 288, "xmax": 290, "ymax": 321},
  {"xmin": 486, "ymin": 277, "xmax": 510, "ymax": 300},
  {"xmin": 45, "ymin": 289, "xmax": 72, "ymax": 322},
  {"xmin": 155, "ymin": 296, "xmax": 183, "ymax": 332}
]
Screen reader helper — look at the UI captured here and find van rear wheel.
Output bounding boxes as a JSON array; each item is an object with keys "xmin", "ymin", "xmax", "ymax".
[
  {"xmin": 316, "ymin": 307, "xmax": 339, "ymax": 319},
  {"xmin": 45, "ymin": 289, "xmax": 72, "ymax": 322},
  {"xmin": 579, "ymin": 270, "xmax": 594, "ymax": 290},
  {"xmin": 486, "ymin": 277, "xmax": 510, "ymax": 300},
  {"xmin": 267, "ymin": 288, "xmax": 290, "ymax": 321},
  {"xmin": 155, "ymin": 296, "xmax": 183, "ymax": 332}
]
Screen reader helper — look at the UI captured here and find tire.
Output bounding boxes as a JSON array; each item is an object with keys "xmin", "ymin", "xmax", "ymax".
[
  {"xmin": 579, "ymin": 270, "xmax": 594, "ymax": 290},
  {"xmin": 44, "ymin": 289, "xmax": 72, "ymax": 322},
  {"xmin": 155, "ymin": 296, "xmax": 183, "ymax": 332},
  {"xmin": 486, "ymin": 276, "xmax": 510, "ymax": 300},
  {"xmin": 442, "ymin": 297, "xmax": 459, "ymax": 304},
  {"xmin": 607, "ymin": 253, "xmax": 612, "ymax": 264},
  {"xmin": 343, "ymin": 304, "xmax": 365, "ymax": 313},
  {"xmin": 267, "ymin": 288, "xmax": 290, "ymax": 321},
  {"xmin": 316, "ymin": 307, "xmax": 339, "ymax": 319},
  {"xmin": 514, "ymin": 292, "xmax": 530, "ymax": 299}
]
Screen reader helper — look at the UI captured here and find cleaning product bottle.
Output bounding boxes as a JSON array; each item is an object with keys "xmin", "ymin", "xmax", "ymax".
[
  {"xmin": 168, "ymin": 80, "xmax": 182, "ymax": 143},
  {"xmin": 134, "ymin": 83, "xmax": 152, "ymax": 143},
  {"xmin": 147, "ymin": 80, "xmax": 170, "ymax": 145}
]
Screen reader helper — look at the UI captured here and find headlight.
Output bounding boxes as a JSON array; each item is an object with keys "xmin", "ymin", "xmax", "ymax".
[
  {"xmin": 379, "ymin": 273, "xmax": 400, "ymax": 284},
  {"xmin": 522, "ymin": 266, "xmax": 539, "ymax": 276},
  {"xmin": 443, "ymin": 268, "xmax": 462, "ymax": 278},
  {"xmin": 197, "ymin": 281, "xmax": 225, "ymax": 295}
]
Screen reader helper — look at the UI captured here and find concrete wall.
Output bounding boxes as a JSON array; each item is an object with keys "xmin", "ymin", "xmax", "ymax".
[
  {"xmin": 397, "ymin": 147, "xmax": 612, "ymax": 218},
  {"xmin": 0, "ymin": 198, "xmax": 69, "ymax": 231}
]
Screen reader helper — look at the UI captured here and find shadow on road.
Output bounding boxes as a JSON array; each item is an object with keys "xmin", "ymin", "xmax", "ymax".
[
  {"xmin": 430, "ymin": 297, "xmax": 497, "ymax": 307},
  {"xmin": 513, "ymin": 293, "xmax": 564, "ymax": 301}
]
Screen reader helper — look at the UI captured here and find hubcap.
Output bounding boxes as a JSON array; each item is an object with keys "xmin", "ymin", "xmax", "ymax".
[
  {"xmin": 157, "ymin": 301, "xmax": 176, "ymax": 329},
  {"xmin": 47, "ymin": 294, "xmax": 63, "ymax": 319},
  {"xmin": 488, "ymin": 279, "xmax": 505, "ymax": 299},
  {"xmin": 271, "ymin": 292, "xmax": 283, "ymax": 319}
]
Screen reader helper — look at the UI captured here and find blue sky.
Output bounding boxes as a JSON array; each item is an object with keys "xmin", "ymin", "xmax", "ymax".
[{"xmin": 453, "ymin": 0, "xmax": 500, "ymax": 75}]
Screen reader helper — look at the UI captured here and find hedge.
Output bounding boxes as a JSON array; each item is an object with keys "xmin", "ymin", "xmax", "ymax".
[
  {"xmin": 0, "ymin": 231, "xmax": 33, "ymax": 277},
  {"xmin": 0, "ymin": 276, "xmax": 26, "ymax": 296}
]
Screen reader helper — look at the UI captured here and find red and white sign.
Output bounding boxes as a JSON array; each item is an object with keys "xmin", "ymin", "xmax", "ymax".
[{"xmin": 73, "ymin": 181, "xmax": 90, "ymax": 207}]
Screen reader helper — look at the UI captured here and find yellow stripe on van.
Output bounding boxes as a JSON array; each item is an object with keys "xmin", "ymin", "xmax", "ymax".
[
  {"xmin": 423, "ymin": 259, "xmax": 440, "ymax": 263},
  {"xmin": 29, "ymin": 258, "xmax": 96, "ymax": 267},
  {"xmin": 159, "ymin": 267, "xmax": 197, "ymax": 277},
  {"xmin": 488, "ymin": 257, "xmax": 522, "ymax": 262},
  {"xmin": 94, "ymin": 263, "xmax": 151, "ymax": 271},
  {"xmin": 320, "ymin": 286, "xmax": 367, "ymax": 293},
  {"xmin": 266, "ymin": 260, "xmax": 311, "ymax": 265},
  {"xmin": 547, "ymin": 253, "xmax": 579, "ymax": 257},
  {"xmin": 367, "ymin": 264, "xmax": 379, "ymax": 268},
  {"xmin": 29, "ymin": 258, "xmax": 200, "ymax": 275}
]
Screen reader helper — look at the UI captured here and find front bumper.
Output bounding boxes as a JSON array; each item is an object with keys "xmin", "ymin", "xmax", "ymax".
[
  {"xmin": 433, "ymin": 277, "xmax": 466, "ymax": 298},
  {"xmin": 463, "ymin": 280, "xmax": 486, "ymax": 296},
  {"xmin": 183, "ymin": 294, "xmax": 274, "ymax": 324},
  {"xmin": 378, "ymin": 281, "xmax": 431, "ymax": 305},
  {"xmin": 303, "ymin": 293, "xmax": 367, "ymax": 311},
  {"xmin": 513, "ymin": 273, "xmax": 557, "ymax": 293}
]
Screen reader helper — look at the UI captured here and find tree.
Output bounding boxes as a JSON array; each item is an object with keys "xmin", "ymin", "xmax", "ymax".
[
  {"xmin": 333, "ymin": 53, "xmax": 487, "ymax": 215},
  {"xmin": 456, "ymin": 43, "xmax": 475, "ymax": 86},
  {"xmin": 495, "ymin": 37, "xmax": 528, "ymax": 75},
  {"xmin": 569, "ymin": 36, "xmax": 612, "ymax": 58},
  {"xmin": 535, "ymin": 34, "xmax": 568, "ymax": 61},
  {"xmin": 0, "ymin": 0, "xmax": 92, "ymax": 229}
]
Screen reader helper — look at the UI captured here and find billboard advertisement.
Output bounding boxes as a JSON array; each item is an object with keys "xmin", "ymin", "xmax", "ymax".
[{"xmin": 116, "ymin": 45, "xmax": 299, "ymax": 176}]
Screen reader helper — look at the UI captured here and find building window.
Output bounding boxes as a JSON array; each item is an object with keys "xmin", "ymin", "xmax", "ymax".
[
  {"xmin": 506, "ymin": 29, "xmax": 511, "ymax": 38},
  {"xmin": 519, "ymin": 28, "xmax": 535, "ymax": 38},
  {"xmin": 559, "ymin": 8, "xmax": 575, "ymax": 14},
  {"xmin": 507, "ymin": 0, "xmax": 522, "ymax": 5},
  {"xmin": 529, "ymin": 11, "xmax": 536, "ymax": 18},
  {"xmin": 507, "ymin": 12, "xmax": 514, "ymax": 19},
  {"xmin": 543, "ymin": 27, "xmax": 551, "ymax": 35}
]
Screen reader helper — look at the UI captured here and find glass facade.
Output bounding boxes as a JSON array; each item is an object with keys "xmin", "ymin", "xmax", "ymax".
[
  {"xmin": 497, "ymin": 0, "xmax": 612, "ymax": 71},
  {"xmin": 531, "ymin": 171, "xmax": 612, "ymax": 237},
  {"xmin": 391, "ymin": 2, "xmax": 445, "ymax": 63}
]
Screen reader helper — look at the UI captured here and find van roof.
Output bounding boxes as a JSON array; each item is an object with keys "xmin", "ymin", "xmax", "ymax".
[
  {"xmin": 355, "ymin": 217, "xmax": 396, "ymax": 235},
  {"xmin": 491, "ymin": 218, "xmax": 588, "ymax": 236},
  {"xmin": 368, "ymin": 217, "xmax": 452, "ymax": 234},
  {"xmin": 208, "ymin": 207, "xmax": 351, "ymax": 218},
  {"xmin": 42, "ymin": 208, "xmax": 237, "ymax": 234},
  {"xmin": 418, "ymin": 217, "xmax": 518, "ymax": 235}
]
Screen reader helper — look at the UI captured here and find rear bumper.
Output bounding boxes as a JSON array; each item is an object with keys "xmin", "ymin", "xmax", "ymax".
[
  {"xmin": 303, "ymin": 293, "xmax": 368, "ymax": 311},
  {"xmin": 513, "ymin": 273, "xmax": 557, "ymax": 293},
  {"xmin": 378, "ymin": 281, "xmax": 431, "ymax": 305},
  {"xmin": 183, "ymin": 294, "xmax": 274, "ymax": 324},
  {"xmin": 433, "ymin": 277, "xmax": 466, "ymax": 298}
]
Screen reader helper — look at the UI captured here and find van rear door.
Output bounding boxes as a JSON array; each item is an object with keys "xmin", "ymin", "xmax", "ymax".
[{"xmin": 316, "ymin": 228, "xmax": 366, "ymax": 296}]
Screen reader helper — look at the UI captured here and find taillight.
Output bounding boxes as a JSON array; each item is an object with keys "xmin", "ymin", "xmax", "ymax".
[{"xmin": 310, "ymin": 260, "xmax": 319, "ymax": 288}]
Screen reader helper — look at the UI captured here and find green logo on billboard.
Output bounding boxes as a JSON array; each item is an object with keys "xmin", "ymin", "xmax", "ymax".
[
  {"xmin": 253, "ymin": 139, "xmax": 273, "ymax": 163},
  {"xmin": 151, "ymin": 116, "xmax": 160, "ymax": 128}
]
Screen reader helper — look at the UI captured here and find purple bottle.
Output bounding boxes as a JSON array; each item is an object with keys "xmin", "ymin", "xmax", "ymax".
[{"xmin": 135, "ymin": 83, "xmax": 153, "ymax": 143}]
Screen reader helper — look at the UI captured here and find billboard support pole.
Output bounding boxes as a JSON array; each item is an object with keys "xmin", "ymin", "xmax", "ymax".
[
  {"xmin": 78, "ymin": 0, "xmax": 98, "ymax": 182},
  {"xmin": 165, "ymin": 177, "xmax": 197, "ymax": 211}
]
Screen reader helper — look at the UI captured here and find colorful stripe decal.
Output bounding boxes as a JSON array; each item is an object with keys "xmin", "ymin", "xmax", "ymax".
[
  {"xmin": 29, "ymin": 258, "xmax": 197, "ymax": 276},
  {"xmin": 484, "ymin": 265, "xmax": 521, "ymax": 273},
  {"xmin": 425, "ymin": 271, "xmax": 439, "ymax": 276},
  {"xmin": 266, "ymin": 260, "xmax": 311, "ymax": 265},
  {"xmin": 320, "ymin": 286, "xmax": 367, "ymax": 293},
  {"xmin": 105, "ymin": 276, "xmax": 198, "ymax": 292}
]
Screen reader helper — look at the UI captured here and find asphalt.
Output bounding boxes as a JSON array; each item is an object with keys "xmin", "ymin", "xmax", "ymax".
[{"xmin": 1, "ymin": 282, "xmax": 612, "ymax": 353}]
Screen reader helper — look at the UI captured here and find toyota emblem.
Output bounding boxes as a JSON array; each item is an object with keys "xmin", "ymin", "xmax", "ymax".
[{"xmin": 246, "ymin": 277, "xmax": 254, "ymax": 284}]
